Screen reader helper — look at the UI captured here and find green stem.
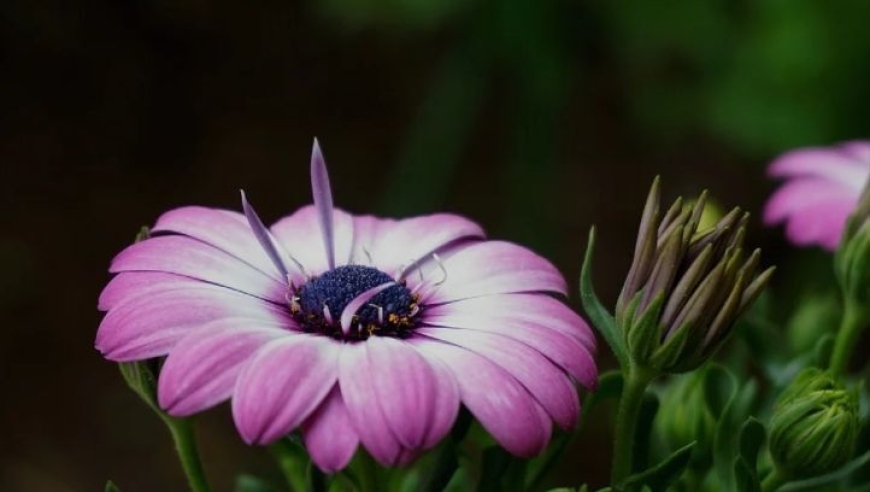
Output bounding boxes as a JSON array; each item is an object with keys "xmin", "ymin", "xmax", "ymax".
[
  {"xmin": 760, "ymin": 469, "xmax": 787, "ymax": 492},
  {"xmin": 829, "ymin": 301, "xmax": 867, "ymax": 377},
  {"xmin": 611, "ymin": 366, "xmax": 655, "ymax": 488},
  {"xmin": 162, "ymin": 417, "xmax": 211, "ymax": 492},
  {"xmin": 269, "ymin": 438, "xmax": 309, "ymax": 492}
]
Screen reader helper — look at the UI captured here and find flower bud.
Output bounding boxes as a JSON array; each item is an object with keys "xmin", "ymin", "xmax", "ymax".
[
  {"xmin": 617, "ymin": 179, "xmax": 774, "ymax": 373},
  {"xmin": 769, "ymin": 368, "xmax": 859, "ymax": 480}
]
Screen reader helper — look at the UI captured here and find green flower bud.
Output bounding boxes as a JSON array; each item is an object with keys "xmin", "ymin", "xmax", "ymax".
[
  {"xmin": 617, "ymin": 178, "xmax": 775, "ymax": 373},
  {"xmin": 769, "ymin": 368, "xmax": 859, "ymax": 480},
  {"xmin": 655, "ymin": 372, "xmax": 716, "ymax": 464},
  {"xmin": 835, "ymin": 179, "xmax": 870, "ymax": 307}
]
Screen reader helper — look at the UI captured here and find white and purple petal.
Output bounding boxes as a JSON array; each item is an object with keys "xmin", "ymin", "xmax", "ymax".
[
  {"xmin": 111, "ymin": 236, "xmax": 286, "ymax": 302},
  {"xmin": 410, "ymin": 338, "xmax": 552, "ymax": 457},
  {"xmin": 302, "ymin": 387, "xmax": 360, "ymax": 472},
  {"xmin": 232, "ymin": 335, "xmax": 341, "ymax": 444},
  {"xmin": 158, "ymin": 320, "xmax": 287, "ymax": 415},
  {"xmin": 97, "ymin": 285, "xmax": 291, "ymax": 361},
  {"xmin": 410, "ymin": 241, "xmax": 567, "ymax": 304}
]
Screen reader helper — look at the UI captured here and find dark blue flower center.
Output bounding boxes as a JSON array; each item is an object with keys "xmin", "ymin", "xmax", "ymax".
[{"xmin": 292, "ymin": 265, "xmax": 419, "ymax": 340}]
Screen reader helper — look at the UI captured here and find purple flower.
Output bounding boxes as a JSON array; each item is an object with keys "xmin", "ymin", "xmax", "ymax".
[
  {"xmin": 764, "ymin": 141, "xmax": 870, "ymax": 250},
  {"xmin": 96, "ymin": 140, "xmax": 597, "ymax": 472}
]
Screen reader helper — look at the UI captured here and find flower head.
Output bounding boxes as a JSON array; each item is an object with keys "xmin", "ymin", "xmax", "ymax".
[
  {"xmin": 96, "ymin": 140, "xmax": 597, "ymax": 471},
  {"xmin": 616, "ymin": 179, "xmax": 773, "ymax": 373},
  {"xmin": 764, "ymin": 141, "xmax": 870, "ymax": 251}
]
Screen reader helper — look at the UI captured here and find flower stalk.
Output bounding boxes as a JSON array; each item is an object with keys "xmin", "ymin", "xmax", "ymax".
[
  {"xmin": 611, "ymin": 365, "xmax": 655, "ymax": 486},
  {"xmin": 162, "ymin": 416, "xmax": 212, "ymax": 492}
]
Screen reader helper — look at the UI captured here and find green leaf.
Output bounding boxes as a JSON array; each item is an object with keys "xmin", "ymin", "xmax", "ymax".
[
  {"xmin": 105, "ymin": 481, "xmax": 121, "ymax": 492},
  {"xmin": 580, "ymin": 227, "xmax": 628, "ymax": 368},
  {"xmin": 622, "ymin": 442, "xmax": 695, "ymax": 492},
  {"xmin": 235, "ymin": 474, "xmax": 280, "ymax": 492},
  {"xmin": 780, "ymin": 449, "xmax": 870, "ymax": 491},
  {"xmin": 702, "ymin": 364, "xmax": 737, "ymax": 420},
  {"xmin": 734, "ymin": 458, "xmax": 761, "ymax": 492},
  {"xmin": 738, "ymin": 418, "xmax": 765, "ymax": 468},
  {"xmin": 812, "ymin": 334, "xmax": 835, "ymax": 368},
  {"xmin": 626, "ymin": 294, "xmax": 665, "ymax": 364},
  {"xmin": 734, "ymin": 417, "xmax": 766, "ymax": 492},
  {"xmin": 712, "ymin": 378, "xmax": 758, "ymax": 491}
]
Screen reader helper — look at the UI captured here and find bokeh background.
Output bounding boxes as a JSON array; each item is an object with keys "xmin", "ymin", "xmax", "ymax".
[{"xmin": 2, "ymin": 0, "xmax": 870, "ymax": 490}]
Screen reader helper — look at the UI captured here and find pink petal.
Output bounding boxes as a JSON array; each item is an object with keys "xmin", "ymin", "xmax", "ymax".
[
  {"xmin": 365, "ymin": 337, "xmax": 459, "ymax": 450},
  {"xmin": 271, "ymin": 205, "xmax": 355, "ymax": 275},
  {"xmin": 769, "ymin": 147, "xmax": 870, "ymax": 189},
  {"xmin": 423, "ymin": 309, "xmax": 597, "ymax": 389},
  {"xmin": 110, "ymin": 236, "xmax": 286, "ymax": 302},
  {"xmin": 841, "ymin": 141, "xmax": 870, "ymax": 161},
  {"xmin": 423, "ymin": 294, "xmax": 597, "ymax": 351},
  {"xmin": 410, "ymin": 338, "xmax": 552, "ymax": 457},
  {"xmin": 232, "ymin": 335, "xmax": 341, "ymax": 444},
  {"xmin": 360, "ymin": 214, "xmax": 485, "ymax": 274},
  {"xmin": 157, "ymin": 320, "xmax": 286, "ymax": 416},
  {"xmin": 96, "ymin": 286, "xmax": 291, "ymax": 361},
  {"xmin": 410, "ymin": 241, "xmax": 567, "ymax": 304},
  {"xmin": 338, "ymin": 342, "xmax": 404, "ymax": 465},
  {"xmin": 99, "ymin": 271, "xmax": 198, "ymax": 311},
  {"xmin": 303, "ymin": 386, "xmax": 360, "ymax": 472},
  {"xmin": 153, "ymin": 206, "xmax": 290, "ymax": 282},
  {"xmin": 764, "ymin": 177, "xmax": 858, "ymax": 250},
  {"xmin": 415, "ymin": 327, "xmax": 579, "ymax": 430}
]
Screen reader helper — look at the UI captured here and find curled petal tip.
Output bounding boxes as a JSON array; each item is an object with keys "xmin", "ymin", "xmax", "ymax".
[{"xmin": 339, "ymin": 282, "xmax": 396, "ymax": 334}]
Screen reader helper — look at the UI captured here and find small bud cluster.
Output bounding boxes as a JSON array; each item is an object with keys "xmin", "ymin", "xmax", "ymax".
[{"xmin": 617, "ymin": 179, "xmax": 774, "ymax": 373}]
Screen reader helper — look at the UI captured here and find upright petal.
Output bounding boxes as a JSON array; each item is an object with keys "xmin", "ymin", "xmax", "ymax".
[
  {"xmin": 158, "ymin": 320, "xmax": 286, "ymax": 416},
  {"xmin": 241, "ymin": 191, "xmax": 293, "ymax": 281},
  {"xmin": 311, "ymin": 139, "xmax": 336, "ymax": 270},
  {"xmin": 232, "ymin": 335, "xmax": 341, "ymax": 444},
  {"xmin": 303, "ymin": 386, "xmax": 360, "ymax": 472}
]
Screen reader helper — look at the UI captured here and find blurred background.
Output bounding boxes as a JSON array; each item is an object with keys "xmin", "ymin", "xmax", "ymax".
[{"xmin": 2, "ymin": 0, "xmax": 869, "ymax": 490}]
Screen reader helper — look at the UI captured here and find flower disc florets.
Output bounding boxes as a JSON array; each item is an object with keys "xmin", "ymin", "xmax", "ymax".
[{"xmin": 294, "ymin": 265, "xmax": 419, "ymax": 340}]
